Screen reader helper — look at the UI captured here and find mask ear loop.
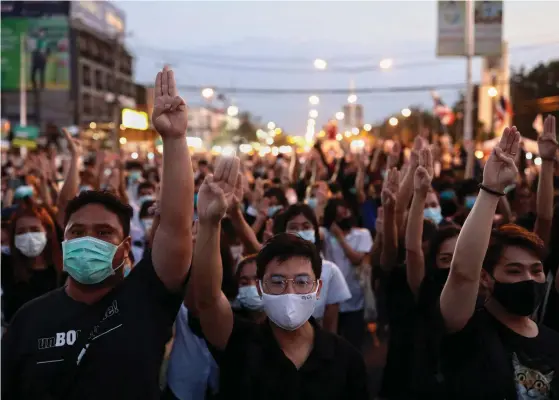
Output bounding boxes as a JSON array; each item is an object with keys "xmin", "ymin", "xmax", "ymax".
[{"xmin": 112, "ymin": 239, "xmax": 130, "ymax": 274}]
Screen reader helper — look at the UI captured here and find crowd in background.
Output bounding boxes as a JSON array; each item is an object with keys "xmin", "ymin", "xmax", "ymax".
[{"xmin": 1, "ymin": 66, "xmax": 559, "ymax": 400}]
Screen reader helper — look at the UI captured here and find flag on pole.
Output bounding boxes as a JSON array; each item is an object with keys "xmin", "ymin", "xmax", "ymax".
[
  {"xmin": 532, "ymin": 114, "xmax": 544, "ymax": 135},
  {"xmin": 431, "ymin": 91, "xmax": 455, "ymax": 126},
  {"xmin": 494, "ymin": 95, "xmax": 512, "ymax": 129}
]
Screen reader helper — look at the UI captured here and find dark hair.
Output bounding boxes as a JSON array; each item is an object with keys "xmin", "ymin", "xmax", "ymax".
[
  {"xmin": 482, "ymin": 224, "xmax": 545, "ymax": 273},
  {"xmin": 198, "ymin": 159, "xmax": 209, "ymax": 167},
  {"xmin": 137, "ymin": 181, "xmax": 156, "ymax": 198},
  {"xmin": 426, "ymin": 224, "xmax": 461, "ymax": 270},
  {"xmin": 126, "ymin": 161, "xmax": 143, "ymax": 171},
  {"xmin": 272, "ymin": 203, "xmax": 322, "ymax": 251},
  {"xmin": 139, "ymin": 200, "xmax": 156, "ymax": 219},
  {"xmin": 264, "ymin": 187, "xmax": 288, "ymax": 207},
  {"xmin": 235, "ymin": 254, "xmax": 258, "ymax": 282},
  {"xmin": 323, "ymin": 198, "xmax": 349, "ymax": 229},
  {"xmin": 422, "ymin": 219, "xmax": 438, "ymax": 243},
  {"xmin": 256, "ymin": 233, "xmax": 322, "ymax": 280},
  {"xmin": 64, "ymin": 191, "xmax": 133, "ymax": 237}
]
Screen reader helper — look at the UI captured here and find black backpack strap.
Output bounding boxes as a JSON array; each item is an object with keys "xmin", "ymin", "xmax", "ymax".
[{"xmin": 49, "ymin": 289, "xmax": 120, "ymax": 399}]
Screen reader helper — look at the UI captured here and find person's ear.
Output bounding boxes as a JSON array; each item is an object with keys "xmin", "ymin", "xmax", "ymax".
[
  {"xmin": 480, "ymin": 269, "xmax": 494, "ymax": 293},
  {"xmin": 316, "ymin": 279, "xmax": 323, "ymax": 300},
  {"xmin": 121, "ymin": 236, "xmax": 132, "ymax": 261}
]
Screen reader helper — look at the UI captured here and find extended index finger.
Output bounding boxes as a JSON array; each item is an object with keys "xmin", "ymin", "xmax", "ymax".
[{"xmin": 214, "ymin": 157, "xmax": 227, "ymax": 182}]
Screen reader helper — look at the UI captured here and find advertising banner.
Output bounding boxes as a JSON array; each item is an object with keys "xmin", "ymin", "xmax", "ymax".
[
  {"xmin": 12, "ymin": 125, "xmax": 39, "ymax": 149},
  {"xmin": 437, "ymin": 0, "xmax": 503, "ymax": 57},
  {"xmin": 1, "ymin": 16, "xmax": 70, "ymax": 90},
  {"xmin": 71, "ymin": 1, "xmax": 125, "ymax": 38}
]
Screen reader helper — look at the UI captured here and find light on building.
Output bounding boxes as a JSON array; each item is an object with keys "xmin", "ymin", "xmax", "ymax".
[
  {"xmin": 89, "ymin": 122, "xmax": 96, "ymax": 129},
  {"xmin": 475, "ymin": 150, "xmax": 484, "ymax": 159},
  {"xmin": 351, "ymin": 127, "xmax": 359, "ymax": 135},
  {"xmin": 147, "ymin": 152, "xmax": 155, "ymax": 160},
  {"xmin": 350, "ymin": 140, "xmax": 365, "ymax": 152},
  {"xmin": 272, "ymin": 147, "xmax": 279, "ymax": 156},
  {"xmin": 309, "ymin": 109, "xmax": 318, "ymax": 119},
  {"xmin": 307, "ymin": 118, "xmax": 316, "ymax": 126},
  {"xmin": 120, "ymin": 124, "xmax": 125, "ymax": 130},
  {"xmin": 336, "ymin": 133, "xmax": 343, "ymax": 141},
  {"xmin": 309, "ymin": 95, "xmax": 320, "ymax": 105},
  {"xmin": 335, "ymin": 112, "xmax": 345, "ymax": 121},
  {"xmin": 266, "ymin": 137, "xmax": 274, "ymax": 145},
  {"xmin": 534, "ymin": 157, "xmax": 542, "ymax": 166},
  {"xmin": 363, "ymin": 123, "xmax": 372, "ymax": 132},
  {"xmin": 347, "ymin": 94, "xmax": 357, "ymax": 104},
  {"xmin": 186, "ymin": 136, "xmax": 203, "ymax": 149},
  {"xmin": 119, "ymin": 137, "xmax": 127, "ymax": 145},
  {"xmin": 131, "ymin": 152, "xmax": 139, "ymax": 160},
  {"xmin": 239, "ymin": 144, "xmax": 252, "ymax": 154},
  {"xmin": 212, "ymin": 145, "xmax": 223, "ymax": 154},
  {"xmin": 488, "ymin": 86, "xmax": 498, "ymax": 98},
  {"xmin": 222, "ymin": 146, "xmax": 236, "ymax": 156},
  {"xmin": 401, "ymin": 108, "xmax": 412, "ymax": 118},
  {"xmin": 313, "ymin": 58, "xmax": 327, "ymax": 70},
  {"xmin": 279, "ymin": 145, "xmax": 292, "ymax": 154},
  {"xmin": 122, "ymin": 109, "xmax": 149, "ymax": 130},
  {"xmin": 227, "ymin": 105, "xmax": 239, "ymax": 117},
  {"xmin": 379, "ymin": 58, "xmax": 393, "ymax": 69},
  {"xmin": 344, "ymin": 131, "xmax": 352, "ymax": 138},
  {"xmin": 201, "ymin": 87, "xmax": 215, "ymax": 99},
  {"xmin": 267, "ymin": 121, "xmax": 276, "ymax": 130},
  {"xmin": 274, "ymin": 127, "xmax": 282, "ymax": 135},
  {"xmin": 526, "ymin": 152, "xmax": 533, "ymax": 160},
  {"xmin": 389, "ymin": 117, "xmax": 399, "ymax": 126}
]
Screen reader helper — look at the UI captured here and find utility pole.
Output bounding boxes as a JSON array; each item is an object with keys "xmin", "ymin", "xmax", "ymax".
[
  {"xmin": 464, "ymin": 0, "xmax": 475, "ymax": 179},
  {"xmin": 111, "ymin": 33, "xmax": 121, "ymax": 152}
]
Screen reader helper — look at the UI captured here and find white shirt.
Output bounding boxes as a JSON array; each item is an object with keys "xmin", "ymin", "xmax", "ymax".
[
  {"xmin": 313, "ymin": 259, "xmax": 351, "ymax": 319},
  {"xmin": 321, "ymin": 227, "xmax": 373, "ymax": 313}
]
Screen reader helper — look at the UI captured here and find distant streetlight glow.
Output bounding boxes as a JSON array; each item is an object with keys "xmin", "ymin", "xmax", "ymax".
[
  {"xmin": 267, "ymin": 121, "xmax": 276, "ymax": 130},
  {"xmin": 309, "ymin": 109, "xmax": 318, "ymax": 119},
  {"xmin": 227, "ymin": 105, "xmax": 239, "ymax": 117},
  {"xmin": 347, "ymin": 94, "xmax": 357, "ymax": 104},
  {"xmin": 379, "ymin": 58, "xmax": 393, "ymax": 69},
  {"xmin": 336, "ymin": 133, "xmax": 343, "ymax": 141},
  {"xmin": 351, "ymin": 127, "xmax": 359, "ymax": 135},
  {"xmin": 488, "ymin": 86, "xmax": 498, "ymax": 98},
  {"xmin": 307, "ymin": 118, "xmax": 316, "ymax": 126},
  {"xmin": 335, "ymin": 111, "xmax": 345, "ymax": 120},
  {"xmin": 401, "ymin": 108, "xmax": 412, "ymax": 118},
  {"xmin": 389, "ymin": 117, "xmax": 399, "ymax": 127},
  {"xmin": 363, "ymin": 123, "xmax": 372, "ymax": 132},
  {"xmin": 309, "ymin": 95, "xmax": 320, "ymax": 105},
  {"xmin": 314, "ymin": 58, "xmax": 327, "ymax": 70},
  {"xmin": 201, "ymin": 87, "xmax": 214, "ymax": 99}
]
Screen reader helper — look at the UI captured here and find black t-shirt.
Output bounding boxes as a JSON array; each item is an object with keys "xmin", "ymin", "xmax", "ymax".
[
  {"xmin": 1, "ymin": 252, "xmax": 184, "ymax": 400},
  {"xmin": 439, "ymin": 308, "xmax": 559, "ymax": 399},
  {"xmin": 208, "ymin": 316, "xmax": 369, "ymax": 400},
  {"xmin": 1, "ymin": 254, "xmax": 60, "ymax": 323}
]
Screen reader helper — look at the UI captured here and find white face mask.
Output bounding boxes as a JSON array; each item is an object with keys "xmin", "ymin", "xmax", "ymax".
[
  {"xmin": 260, "ymin": 282, "xmax": 319, "ymax": 331},
  {"xmin": 295, "ymin": 230, "xmax": 316, "ymax": 244},
  {"xmin": 141, "ymin": 218, "xmax": 154, "ymax": 233},
  {"xmin": 237, "ymin": 285, "xmax": 264, "ymax": 310},
  {"xmin": 15, "ymin": 232, "xmax": 48, "ymax": 257}
]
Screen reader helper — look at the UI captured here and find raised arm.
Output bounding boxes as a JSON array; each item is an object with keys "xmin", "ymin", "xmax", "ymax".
[
  {"xmin": 227, "ymin": 175, "xmax": 262, "ymax": 254},
  {"xmin": 441, "ymin": 127, "xmax": 520, "ymax": 333},
  {"xmin": 406, "ymin": 148, "xmax": 434, "ymax": 297},
  {"xmin": 380, "ymin": 168, "xmax": 400, "ymax": 271},
  {"xmin": 193, "ymin": 157, "xmax": 240, "ymax": 350},
  {"xmin": 397, "ymin": 137, "xmax": 424, "ymax": 230},
  {"xmin": 56, "ymin": 128, "xmax": 81, "ymax": 227},
  {"xmin": 151, "ymin": 66, "xmax": 194, "ymax": 292},
  {"xmin": 534, "ymin": 115, "xmax": 557, "ymax": 246}
]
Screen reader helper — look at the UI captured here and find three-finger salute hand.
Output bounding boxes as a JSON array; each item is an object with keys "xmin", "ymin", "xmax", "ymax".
[
  {"xmin": 538, "ymin": 115, "xmax": 557, "ymax": 160},
  {"xmin": 152, "ymin": 66, "xmax": 187, "ymax": 138},
  {"xmin": 197, "ymin": 175, "xmax": 227, "ymax": 224},
  {"xmin": 381, "ymin": 167, "xmax": 400, "ymax": 208},
  {"xmin": 483, "ymin": 126, "xmax": 520, "ymax": 193},
  {"xmin": 414, "ymin": 148, "xmax": 434, "ymax": 194}
]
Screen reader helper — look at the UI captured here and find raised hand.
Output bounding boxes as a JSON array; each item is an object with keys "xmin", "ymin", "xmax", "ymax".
[
  {"xmin": 226, "ymin": 172, "xmax": 244, "ymax": 214},
  {"xmin": 538, "ymin": 115, "xmax": 557, "ymax": 160},
  {"xmin": 375, "ymin": 207, "xmax": 384, "ymax": 234},
  {"xmin": 61, "ymin": 128, "xmax": 81, "ymax": 157},
  {"xmin": 329, "ymin": 222, "xmax": 345, "ymax": 240},
  {"xmin": 414, "ymin": 148, "xmax": 434, "ymax": 195},
  {"xmin": 381, "ymin": 167, "xmax": 400, "ymax": 208},
  {"xmin": 152, "ymin": 66, "xmax": 187, "ymax": 138},
  {"xmin": 483, "ymin": 126, "xmax": 520, "ymax": 193},
  {"xmin": 197, "ymin": 157, "xmax": 240, "ymax": 224},
  {"xmin": 409, "ymin": 135, "xmax": 425, "ymax": 170},
  {"xmin": 387, "ymin": 142, "xmax": 401, "ymax": 169}
]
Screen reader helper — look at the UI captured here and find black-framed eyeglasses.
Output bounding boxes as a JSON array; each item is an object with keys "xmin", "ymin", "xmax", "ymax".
[{"xmin": 263, "ymin": 276, "xmax": 317, "ymax": 295}]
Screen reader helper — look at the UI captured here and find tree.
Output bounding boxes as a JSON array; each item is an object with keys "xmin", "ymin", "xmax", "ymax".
[{"xmin": 235, "ymin": 112, "xmax": 258, "ymax": 142}]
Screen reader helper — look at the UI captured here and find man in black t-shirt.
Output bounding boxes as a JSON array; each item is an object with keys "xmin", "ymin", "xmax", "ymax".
[
  {"xmin": 438, "ymin": 127, "xmax": 559, "ymax": 399},
  {"xmin": 2, "ymin": 66, "xmax": 195, "ymax": 400},
  {"xmin": 190, "ymin": 156, "xmax": 368, "ymax": 400}
]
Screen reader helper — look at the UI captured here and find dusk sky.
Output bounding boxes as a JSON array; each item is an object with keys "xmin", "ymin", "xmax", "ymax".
[{"xmin": 115, "ymin": 1, "xmax": 559, "ymax": 134}]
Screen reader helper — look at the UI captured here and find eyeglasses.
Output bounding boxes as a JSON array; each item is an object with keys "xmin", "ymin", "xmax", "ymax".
[{"xmin": 263, "ymin": 276, "xmax": 317, "ymax": 295}]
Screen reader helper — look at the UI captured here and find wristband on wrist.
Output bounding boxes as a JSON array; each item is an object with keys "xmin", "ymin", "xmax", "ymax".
[{"xmin": 478, "ymin": 184, "xmax": 505, "ymax": 197}]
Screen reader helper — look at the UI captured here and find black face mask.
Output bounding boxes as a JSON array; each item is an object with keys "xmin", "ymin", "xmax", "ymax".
[
  {"xmin": 337, "ymin": 217, "xmax": 353, "ymax": 231},
  {"xmin": 491, "ymin": 278, "xmax": 546, "ymax": 316}
]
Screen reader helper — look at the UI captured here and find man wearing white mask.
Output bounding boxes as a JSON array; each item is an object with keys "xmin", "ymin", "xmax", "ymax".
[{"xmin": 192, "ymin": 156, "xmax": 368, "ymax": 399}]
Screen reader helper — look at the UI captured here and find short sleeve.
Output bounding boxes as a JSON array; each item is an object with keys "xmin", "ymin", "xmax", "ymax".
[
  {"xmin": 354, "ymin": 229, "xmax": 373, "ymax": 253},
  {"xmin": 324, "ymin": 261, "xmax": 351, "ymax": 305}
]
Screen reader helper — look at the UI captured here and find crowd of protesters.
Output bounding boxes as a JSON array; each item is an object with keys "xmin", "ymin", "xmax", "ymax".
[{"xmin": 1, "ymin": 66, "xmax": 558, "ymax": 400}]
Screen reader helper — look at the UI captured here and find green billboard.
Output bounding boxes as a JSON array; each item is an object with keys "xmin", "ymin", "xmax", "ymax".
[{"xmin": 1, "ymin": 16, "xmax": 69, "ymax": 90}]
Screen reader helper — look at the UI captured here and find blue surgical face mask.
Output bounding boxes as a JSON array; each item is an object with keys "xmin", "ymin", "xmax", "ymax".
[
  {"xmin": 306, "ymin": 197, "xmax": 318, "ymax": 209},
  {"xmin": 237, "ymin": 285, "xmax": 263, "ymax": 311},
  {"xmin": 129, "ymin": 171, "xmax": 142, "ymax": 182},
  {"xmin": 79, "ymin": 185, "xmax": 93, "ymax": 193},
  {"xmin": 194, "ymin": 193, "xmax": 198, "ymax": 208},
  {"xmin": 1, "ymin": 245, "xmax": 11, "ymax": 255},
  {"xmin": 268, "ymin": 205, "xmax": 282, "ymax": 217},
  {"xmin": 424, "ymin": 206, "xmax": 443, "ymax": 225},
  {"xmin": 62, "ymin": 236, "xmax": 125, "ymax": 285},
  {"xmin": 465, "ymin": 195, "xmax": 477, "ymax": 209},
  {"xmin": 440, "ymin": 190, "xmax": 456, "ymax": 200},
  {"xmin": 123, "ymin": 265, "xmax": 131, "ymax": 278},
  {"xmin": 296, "ymin": 229, "xmax": 316, "ymax": 243},
  {"xmin": 14, "ymin": 185, "xmax": 34, "ymax": 200}
]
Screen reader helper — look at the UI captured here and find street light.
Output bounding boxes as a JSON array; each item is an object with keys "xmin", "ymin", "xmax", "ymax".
[
  {"xmin": 379, "ymin": 58, "xmax": 393, "ymax": 70},
  {"xmin": 335, "ymin": 111, "xmax": 345, "ymax": 121},
  {"xmin": 227, "ymin": 105, "xmax": 239, "ymax": 117},
  {"xmin": 267, "ymin": 121, "xmax": 276, "ymax": 130},
  {"xmin": 364, "ymin": 123, "xmax": 372, "ymax": 132},
  {"xmin": 201, "ymin": 87, "xmax": 214, "ymax": 99},
  {"xmin": 314, "ymin": 58, "xmax": 327, "ymax": 70},
  {"xmin": 309, "ymin": 109, "xmax": 318, "ymax": 119},
  {"xmin": 307, "ymin": 118, "xmax": 316, "ymax": 126},
  {"xmin": 389, "ymin": 117, "xmax": 399, "ymax": 126},
  {"xmin": 347, "ymin": 94, "xmax": 357, "ymax": 104},
  {"xmin": 309, "ymin": 95, "xmax": 320, "ymax": 105},
  {"xmin": 488, "ymin": 86, "xmax": 498, "ymax": 97},
  {"xmin": 401, "ymin": 108, "xmax": 411, "ymax": 118}
]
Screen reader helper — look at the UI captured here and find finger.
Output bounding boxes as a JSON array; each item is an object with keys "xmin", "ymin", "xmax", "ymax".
[
  {"xmin": 227, "ymin": 157, "xmax": 240, "ymax": 187},
  {"xmin": 169, "ymin": 96, "xmax": 184, "ymax": 112},
  {"xmin": 203, "ymin": 173, "xmax": 214, "ymax": 186},
  {"xmin": 155, "ymin": 72, "xmax": 163, "ymax": 97},
  {"xmin": 161, "ymin": 66, "xmax": 169, "ymax": 97},
  {"xmin": 214, "ymin": 157, "xmax": 226, "ymax": 182},
  {"xmin": 168, "ymin": 69, "xmax": 176, "ymax": 97},
  {"xmin": 506, "ymin": 126, "xmax": 518, "ymax": 153},
  {"xmin": 498, "ymin": 127, "xmax": 510, "ymax": 150},
  {"xmin": 510, "ymin": 130, "xmax": 520, "ymax": 157}
]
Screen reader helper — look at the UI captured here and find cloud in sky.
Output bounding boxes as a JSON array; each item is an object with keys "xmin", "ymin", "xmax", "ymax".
[{"xmin": 115, "ymin": 0, "xmax": 559, "ymax": 133}]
